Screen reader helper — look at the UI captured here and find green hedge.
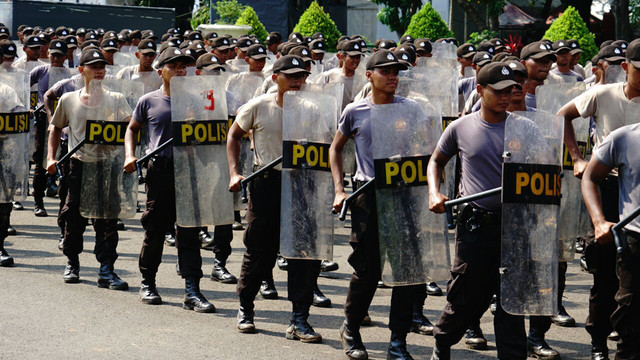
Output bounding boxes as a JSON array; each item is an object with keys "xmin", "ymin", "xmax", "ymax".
[
  {"xmin": 404, "ymin": 3, "xmax": 454, "ymax": 41},
  {"xmin": 542, "ymin": 6, "xmax": 597, "ymax": 65},
  {"xmin": 236, "ymin": 6, "xmax": 269, "ymax": 42},
  {"xmin": 293, "ymin": 1, "xmax": 342, "ymax": 52}
]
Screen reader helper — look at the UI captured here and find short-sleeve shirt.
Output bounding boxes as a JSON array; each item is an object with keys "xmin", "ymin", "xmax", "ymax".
[
  {"xmin": 549, "ymin": 68, "xmax": 584, "ymax": 82},
  {"xmin": 572, "ymin": 82, "xmax": 633, "ymax": 147},
  {"xmin": 321, "ymin": 67, "xmax": 355, "ymax": 110},
  {"xmin": 436, "ymin": 111, "xmax": 506, "ymax": 211},
  {"xmin": 132, "ymin": 88, "xmax": 173, "ymax": 158},
  {"xmin": 29, "ymin": 64, "xmax": 50, "ymax": 104},
  {"xmin": 51, "ymin": 89, "xmax": 132, "ymax": 161},
  {"xmin": 458, "ymin": 77, "xmax": 476, "ymax": 101},
  {"xmin": 594, "ymin": 123, "xmax": 640, "ymax": 233},
  {"xmin": 235, "ymin": 93, "xmax": 283, "ymax": 169},
  {"xmin": 337, "ymin": 96, "xmax": 412, "ymax": 182}
]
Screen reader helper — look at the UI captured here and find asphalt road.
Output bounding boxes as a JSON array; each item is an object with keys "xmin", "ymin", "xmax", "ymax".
[{"xmin": 0, "ymin": 191, "xmax": 613, "ymax": 359}]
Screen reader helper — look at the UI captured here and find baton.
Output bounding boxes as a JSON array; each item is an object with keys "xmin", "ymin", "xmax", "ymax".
[
  {"xmin": 33, "ymin": 104, "xmax": 45, "ymax": 114},
  {"xmin": 334, "ymin": 178, "xmax": 375, "ymax": 221},
  {"xmin": 239, "ymin": 156, "xmax": 282, "ymax": 203},
  {"xmin": 443, "ymin": 187, "xmax": 502, "ymax": 230},
  {"xmin": 611, "ymin": 205, "xmax": 640, "ymax": 255},
  {"xmin": 56, "ymin": 139, "xmax": 86, "ymax": 179},
  {"xmin": 129, "ymin": 138, "xmax": 173, "ymax": 184}
]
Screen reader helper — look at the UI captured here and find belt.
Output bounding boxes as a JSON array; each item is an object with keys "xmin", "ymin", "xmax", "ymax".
[{"xmin": 458, "ymin": 203, "xmax": 501, "ymax": 233}]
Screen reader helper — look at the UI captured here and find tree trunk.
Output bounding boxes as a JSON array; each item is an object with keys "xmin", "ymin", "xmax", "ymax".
[
  {"xmin": 456, "ymin": 0, "xmax": 486, "ymax": 30},
  {"xmin": 615, "ymin": 0, "xmax": 632, "ymax": 40}
]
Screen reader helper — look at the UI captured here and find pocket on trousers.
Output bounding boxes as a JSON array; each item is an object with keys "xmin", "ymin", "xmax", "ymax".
[
  {"xmin": 140, "ymin": 200, "xmax": 156, "ymax": 232},
  {"xmin": 446, "ymin": 262, "xmax": 468, "ymax": 305}
]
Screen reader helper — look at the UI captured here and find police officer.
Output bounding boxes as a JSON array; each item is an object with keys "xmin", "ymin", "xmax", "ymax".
[
  {"xmin": 12, "ymin": 35, "xmax": 44, "ymax": 69},
  {"xmin": 123, "ymin": 47, "xmax": 215, "ymax": 312},
  {"xmin": 265, "ymin": 32, "xmax": 282, "ymax": 57},
  {"xmin": 46, "ymin": 49, "xmax": 129, "ymax": 290},
  {"xmin": 320, "ymin": 40, "xmax": 363, "ymax": 110},
  {"xmin": 428, "ymin": 63, "xmax": 527, "ymax": 360},
  {"xmin": 558, "ymin": 40, "xmax": 640, "ymax": 360},
  {"xmin": 520, "ymin": 41, "xmax": 556, "ymax": 109},
  {"xmin": 581, "ymin": 101, "xmax": 640, "ymax": 360},
  {"xmin": 227, "ymin": 55, "xmax": 322, "ymax": 342},
  {"xmin": 115, "ymin": 40, "xmax": 159, "ymax": 82},
  {"xmin": 330, "ymin": 50, "xmax": 424, "ymax": 360}
]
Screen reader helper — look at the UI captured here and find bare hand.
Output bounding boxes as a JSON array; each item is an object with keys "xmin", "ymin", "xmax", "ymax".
[
  {"xmin": 332, "ymin": 191, "xmax": 349, "ymax": 214},
  {"xmin": 594, "ymin": 220, "xmax": 615, "ymax": 245},
  {"xmin": 229, "ymin": 174, "xmax": 245, "ymax": 193},
  {"xmin": 123, "ymin": 156, "xmax": 138, "ymax": 174},
  {"xmin": 46, "ymin": 160, "xmax": 58, "ymax": 175},
  {"xmin": 429, "ymin": 192, "xmax": 449, "ymax": 214},
  {"xmin": 573, "ymin": 158, "xmax": 589, "ymax": 179}
]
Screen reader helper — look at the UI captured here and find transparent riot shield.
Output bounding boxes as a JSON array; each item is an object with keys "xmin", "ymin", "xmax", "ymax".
[
  {"xmin": 431, "ymin": 42, "xmax": 457, "ymax": 59},
  {"xmin": 225, "ymin": 73, "xmax": 264, "ymax": 116},
  {"xmin": 170, "ymin": 75, "xmax": 234, "ymax": 227},
  {"xmin": 101, "ymin": 78, "xmax": 144, "ymax": 111},
  {"xmin": 113, "ymin": 52, "xmax": 137, "ymax": 66},
  {"xmin": 131, "ymin": 71, "xmax": 163, "ymax": 94},
  {"xmin": 536, "ymin": 82, "xmax": 590, "ymax": 261},
  {"xmin": 0, "ymin": 72, "xmax": 31, "ymax": 202},
  {"xmin": 280, "ymin": 91, "xmax": 335, "ymax": 260},
  {"xmin": 501, "ymin": 111, "xmax": 563, "ymax": 315},
  {"xmin": 605, "ymin": 65, "xmax": 626, "ymax": 84},
  {"xmin": 371, "ymin": 101, "xmax": 449, "ymax": 286},
  {"xmin": 48, "ymin": 67, "xmax": 72, "ymax": 90},
  {"xmin": 106, "ymin": 65, "xmax": 125, "ymax": 76},
  {"xmin": 79, "ymin": 80, "xmax": 137, "ymax": 219}
]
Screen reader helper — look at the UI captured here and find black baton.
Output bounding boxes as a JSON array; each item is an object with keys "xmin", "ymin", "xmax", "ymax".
[
  {"xmin": 334, "ymin": 178, "xmax": 375, "ymax": 222},
  {"xmin": 56, "ymin": 139, "xmax": 86, "ymax": 179},
  {"xmin": 128, "ymin": 138, "xmax": 173, "ymax": 184},
  {"xmin": 443, "ymin": 187, "xmax": 502, "ymax": 230},
  {"xmin": 612, "ymin": 205, "xmax": 640, "ymax": 255},
  {"xmin": 239, "ymin": 156, "xmax": 282, "ymax": 203}
]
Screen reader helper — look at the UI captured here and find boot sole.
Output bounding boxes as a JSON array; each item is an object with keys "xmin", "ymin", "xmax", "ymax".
[
  {"xmin": 210, "ymin": 276, "xmax": 238, "ymax": 284},
  {"xmin": 260, "ymin": 293, "xmax": 278, "ymax": 300},
  {"xmin": 63, "ymin": 277, "xmax": 80, "ymax": 284},
  {"xmin": 285, "ymin": 332, "xmax": 322, "ymax": 343},
  {"xmin": 140, "ymin": 297, "xmax": 162, "ymax": 305},
  {"xmin": 97, "ymin": 281, "xmax": 129, "ymax": 291},
  {"xmin": 0, "ymin": 259, "xmax": 15, "ymax": 267},
  {"xmin": 527, "ymin": 351, "xmax": 561, "ymax": 360},
  {"xmin": 237, "ymin": 325, "xmax": 256, "ymax": 333},
  {"xmin": 465, "ymin": 342, "xmax": 488, "ymax": 350},
  {"xmin": 410, "ymin": 326, "xmax": 433, "ymax": 336},
  {"xmin": 183, "ymin": 303, "xmax": 216, "ymax": 313}
]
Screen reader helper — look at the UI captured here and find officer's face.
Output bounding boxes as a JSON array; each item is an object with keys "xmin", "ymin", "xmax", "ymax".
[
  {"xmin": 623, "ymin": 61, "xmax": 640, "ymax": 92},
  {"xmin": 511, "ymin": 74, "xmax": 527, "ymax": 102},
  {"xmin": 311, "ymin": 52, "xmax": 324, "ymax": 61},
  {"xmin": 49, "ymin": 52, "xmax": 66, "ymax": 67},
  {"xmin": 214, "ymin": 48, "xmax": 232, "ymax": 62},
  {"xmin": 25, "ymin": 46, "xmax": 41, "ymax": 60},
  {"xmin": 246, "ymin": 57, "xmax": 265, "ymax": 72},
  {"xmin": 80, "ymin": 63, "xmax": 106, "ymax": 82},
  {"xmin": 523, "ymin": 56, "xmax": 552, "ymax": 82},
  {"xmin": 102, "ymin": 49, "xmax": 117, "ymax": 64},
  {"xmin": 417, "ymin": 51, "xmax": 432, "ymax": 58},
  {"xmin": 367, "ymin": 66, "xmax": 399, "ymax": 94},
  {"xmin": 137, "ymin": 52, "xmax": 156, "ymax": 68},
  {"xmin": 344, "ymin": 54, "xmax": 361, "ymax": 71},
  {"xmin": 480, "ymin": 85, "xmax": 512, "ymax": 112},
  {"xmin": 555, "ymin": 49, "xmax": 571, "ymax": 67},
  {"xmin": 39, "ymin": 43, "xmax": 49, "ymax": 58},
  {"xmin": 457, "ymin": 56, "xmax": 473, "ymax": 68},
  {"xmin": 273, "ymin": 72, "xmax": 306, "ymax": 93},
  {"xmin": 570, "ymin": 52, "xmax": 581, "ymax": 66},
  {"xmin": 159, "ymin": 60, "xmax": 187, "ymax": 83}
]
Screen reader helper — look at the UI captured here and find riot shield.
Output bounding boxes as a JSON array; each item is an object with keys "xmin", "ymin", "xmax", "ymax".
[
  {"xmin": 431, "ymin": 42, "xmax": 457, "ymax": 59},
  {"xmin": 170, "ymin": 75, "xmax": 234, "ymax": 227},
  {"xmin": 280, "ymin": 91, "xmax": 335, "ymax": 260},
  {"xmin": 101, "ymin": 78, "xmax": 144, "ymax": 110},
  {"xmin": 501, "ymin": 111, "xmax": 563, "ymax": 315},
  {"xmin": 536, "ymin": 82, "xmax": 590, "ymax": 261},
  {"xmin": 78, "ymin": 80, "xmax": 137, "ymax": 219},
  {"xmin": 0, "ymin": 72, "xmax": 31, "ymax": 202},
  {"xmin": 131, "ymin": 71, "xmax": 163, "ymax": 94},
  {"xmin": 113, "ymin": 52, "xmax": 137, "ymax": 66},
  {"xmin": 371, "ymin": 101, "xmax": 449, "ymax": 286},
  {"xmin": 106, "ymin": 65, "xmax": 125, "ymax": 76},
  {"xmin": 605, "ymin": 65, "xmax": 626, "ymax": 84},
  {"xmin": 48, "ymin": 67, "xmax": 72, "ymax": 90}
]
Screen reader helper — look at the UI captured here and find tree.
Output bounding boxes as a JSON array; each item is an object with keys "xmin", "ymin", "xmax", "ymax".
[
  {"xmin": 235, "ymin": 6, "xmax": 269, "ymax": 42},
  {"xmin": 543, "ymin": 6, "xmax": 598, "ymax": 65},
  {"xmin": 404, "ymin": 2, "xmax": 454, "ymax": 40},
  {"xmin": 371, "ymin": 0, "xmax": 423, "ymax": 39},
  {"xmin": 455, "ymin": 0, "xmax": 505, "ymax": 31},
  {"xmin": 211, "ymin": 0, "xmax": 246, "ymax": 24},
  {"xmin": 293, "ymin": 1, "xmax": 342, "ymax": 52}
]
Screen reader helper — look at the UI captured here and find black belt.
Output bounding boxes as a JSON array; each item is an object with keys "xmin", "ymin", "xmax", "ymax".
[{"xmin": 458, "ymin": 203, "xmax": 501, "ymax": 232}]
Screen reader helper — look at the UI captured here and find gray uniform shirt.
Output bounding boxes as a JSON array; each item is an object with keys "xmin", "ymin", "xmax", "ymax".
[
  {"xmin": 437, "ymin": 111, "xmax": 505, "ymax": 211},
  {"xmin": 594, "ymin": 123, "xmax": 640, "ymax": 233},
  {"xmin": 337, "ymin": 96, "xmax": 412, "ymax": 182}
]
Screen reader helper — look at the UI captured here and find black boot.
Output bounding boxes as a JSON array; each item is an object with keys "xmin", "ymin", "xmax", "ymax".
[
  {"xmin": 339, "ymin": 321, "xmax": 368, "ymax": 360},
  {"xmin": 183, "ymin": 277, "xmax": 216, "ymax": 313},
  {"xmin": 211, "ymin": 258, "xmax": 237, "ymax": 284},
  {"xmin": 426, "ymin": 282, "xmax": 443, "ymax": 296},
  {"xmin": 97, "ymin": 262, "xmax": 129, "ymax": 290},
  {"xmin": 34, "ymin": 201, "xmax": 47, "ymax": 217},
  {"xmin": 411, "ymin": 301, "xmax": 434, "ymax": 335},
  {"xmin": 237, "ymin": 297, "xmax": 256, "ymax": 333},
  {"xmin": 277, "ymin": 253, "xmax": 288, "ymax": 270},
  {"xmin": 387, "ymin": 331, "xmax": 413, "ymax": 360},
  {"xmin": 286, "ymin": 302, "xmax": 322, "ymax": 343},
  {"xmin": 63, "ymin": 256, "xmax": 80, "ymax": 283},
  {"xmin": 199, "ymin": 228, "xmax": 214, "ymax": 248},
  {"xmin": 313, "ymin": 283, "xmax": 331, "ymax": 307},
  {"xmin": 0, "ymin": 238, "xmax": 14, "ymax": 267},
  {"xmin": 430, "ymin": 343, "xmax": 450, "ymax": 360},
  {"xmin": 551, "ymin": 305, "xmax": 575, "ymax": 327},
  {"xmin": 139, "ymin": 273, "xmax": 162, "ymax": 305},
  {"xmin": 465, "ymin": 325, "xmax": 488, "ymax": 350},
  {"xmin": 259, "ymin": 279, "xmax": 278, "ymax": 299}
]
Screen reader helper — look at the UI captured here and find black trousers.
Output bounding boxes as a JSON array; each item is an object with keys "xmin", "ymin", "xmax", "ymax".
[
  {"xmin": 433, "ymin": 208, "xmax": 527, "ymax": 360},
  {"xmin": 528, "ymin": 261, "xmax": 568, "ymax": 345},
  {"xmin": 0, "ymin": 202, "xmax": 11, "ymax": 241},
  {"xmin": 585, "ymin": 176, "xmax": 620, "ymax": 352},
  {"xmin": 212, "ymin": 224, "xmax": 233, "ymax": 263},
  {"xmin": 32, "ymin": 112, "xmax": 47, "ymax": 206},
  {"xmin": 139, "ymin": 158, "xmax": 202, "ymax": 279},
  {"xmin": 57, "ymin": 139, "xmax": 69, "ymax": 235},
  {"xmin": 611, "ymin": 231, "xmax": 640, "ymax": 359},
  {"xmin": 343, "ymin": 184, "xmax": 419, "ymax": 333},
  {"xmin": 60, "ymin": 159, "xmax": 119, "ymax": 264}
]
